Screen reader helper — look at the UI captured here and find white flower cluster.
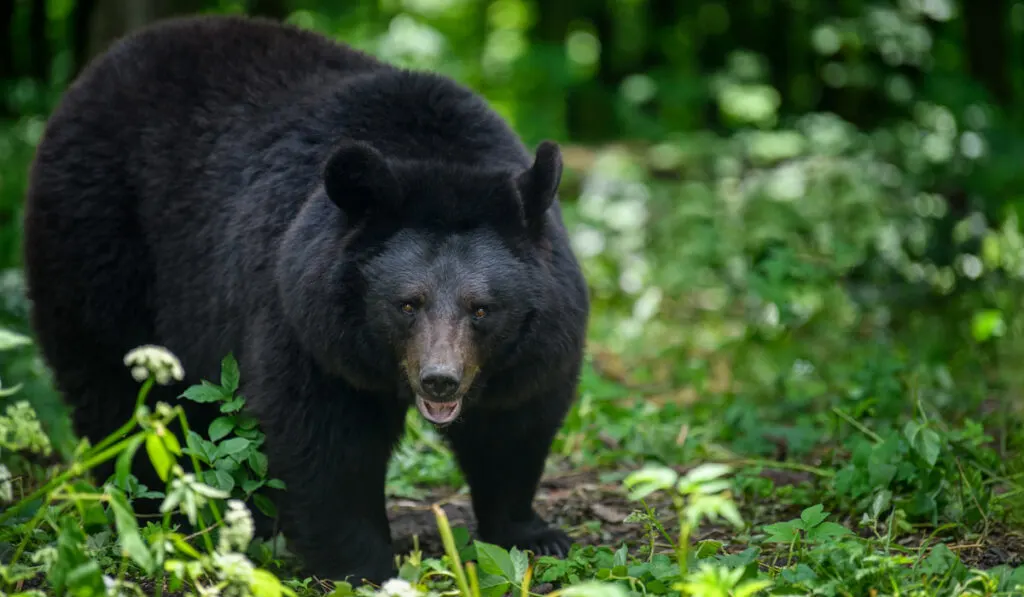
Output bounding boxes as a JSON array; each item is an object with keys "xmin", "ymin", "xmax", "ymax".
[
  {"xmin": 123, "ymin": 344, "xmax": 185, "ymax": 385},
  {"xmin": 376, "ymin": 578, "xmax": 423, "ymax": 597},
  {"xmin": 218, "ymin": 499, "xmax": 256, "ymax": 553}
]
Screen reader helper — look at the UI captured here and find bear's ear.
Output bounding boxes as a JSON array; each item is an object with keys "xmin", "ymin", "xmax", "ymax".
[
  {"xmin": 514, "ymin": 140, "xmax": 563, "ymax": 230},
  {"xmin": 322, "ymin": 140, "xmax": 402, "ymax": 219}
]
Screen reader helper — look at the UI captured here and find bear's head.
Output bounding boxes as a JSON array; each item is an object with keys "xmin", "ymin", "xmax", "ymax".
[{"xmin": 278, "ymin": 140, "xmax": 567, "ymax": 425}]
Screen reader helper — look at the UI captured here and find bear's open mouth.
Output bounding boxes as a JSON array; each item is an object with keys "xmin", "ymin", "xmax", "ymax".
[{"xmin": 415, "ymin": 395, "xmax": 462, "ymax": 425}]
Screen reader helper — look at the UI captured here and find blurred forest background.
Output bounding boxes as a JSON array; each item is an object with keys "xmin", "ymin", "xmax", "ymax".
[{"xmin": 2, "ymin": 0, "xmax": 1024, "ymax": 583}]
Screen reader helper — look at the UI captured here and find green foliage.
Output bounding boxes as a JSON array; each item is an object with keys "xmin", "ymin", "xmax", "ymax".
[{"xmin": 179, "ymin": 354, "xmax": 286, "ymax": 519}]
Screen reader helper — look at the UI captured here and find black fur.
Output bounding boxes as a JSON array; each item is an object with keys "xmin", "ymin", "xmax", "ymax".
[{"xmin": 22, "ymin": 14, "xmax": 589, "ymax": 584}]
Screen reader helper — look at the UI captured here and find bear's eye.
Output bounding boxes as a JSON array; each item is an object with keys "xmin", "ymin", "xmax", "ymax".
[
  {"xmin": 472, "ymin": 306, "xmax": 488, "ymax": 320},
  {"xmin": 401, "ymin": 302, "xmax": 417, "ymax": 315}
]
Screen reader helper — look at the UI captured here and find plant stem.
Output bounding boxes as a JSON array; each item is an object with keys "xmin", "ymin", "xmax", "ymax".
[
  {"xmin": 432, "ymin": 504, "xmax": 474, "ymax": 597},
  {"xmin": 0, "ymin": 432, "xmax": 145, "ymax": 526},
  {"xmin": 832, "ymin": 407, "xmax": 883, "ymax": 443}
]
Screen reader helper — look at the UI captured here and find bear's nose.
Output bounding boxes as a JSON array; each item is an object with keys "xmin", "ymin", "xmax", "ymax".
[{"xmin": 420, "ymin": 370, "xmax": 460, "ymax": 400}]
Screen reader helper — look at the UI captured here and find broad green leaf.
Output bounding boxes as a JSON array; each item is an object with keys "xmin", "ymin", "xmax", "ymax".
[
  {"xmin": 221, "ymin": 396, "xmax": 246, "ymax": 413},
  {"xmin": 476, "ymin": 572, "xmax": 511, "ymax": 597},
  {"xmin": 915, "ymin": 429, "xmax": 942, "ymax": 468},
  {"xmin": 180, "ymin": 381, "xmax": 227, "ymax": 404},
  {"xmin": 509, "ymin": 547, "xmax": 529, "ymax": 583},
  {"xmin": 254, "ymin": 493, "xmax": 278, "ymax": 518},
  {"xmin": 209, "ymin": 416, "xmax": 236, "ymax": 442},
  {"xmin": 216, "ymin": 437, "xmax": 251, "ymax": 459},
  {"xmin": 800, "ymin": 504, "xmax": 828, "ymax": 528},
  {"xmin": 206, "ymin": 468, "xmax": 235, "ymax": 493},
  {"xmin": 762, "ymin": 520, "xmax": 800, "ymax": 543},
  {"xmin": 696, "ymin": 540, "xmax": 723, "ymax": 558},
  {"xmin": 221, "ymin": 353, "xmax": 241, "ymax": 393},
  {"xmin": 248, "ymin": 450, "xmax": 269, "ymax": 477},
  {"xmin": 146, "ymin": 434, "xmax": 174, "ymax": 482},
  {"xmin": 623, "ymin": 465, "xmax": 678, "ymax": 501},
  {"xmin": 475, "ymin": 541, "xmax": 515, "ymax": 579}
]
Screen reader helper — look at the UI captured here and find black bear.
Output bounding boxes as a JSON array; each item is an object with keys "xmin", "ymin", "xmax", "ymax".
[{"xmin": 22, "ymin": 14, "xmax": 589, "ymax": 584}]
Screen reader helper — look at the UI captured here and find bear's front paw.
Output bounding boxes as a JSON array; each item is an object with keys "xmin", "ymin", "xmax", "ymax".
[
  {"xmin": 518, "ymin": 527, "xmax": 572, "ymax": 558},
  {"xmin": 481, "ymin": 520, "xmax": 573, "ymax": 558}
]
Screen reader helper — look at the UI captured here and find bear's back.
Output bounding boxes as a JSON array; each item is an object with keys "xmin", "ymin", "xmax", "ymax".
[{"xmin": 71, "ymin": 15, "xmax": 385, "ymax": 123}]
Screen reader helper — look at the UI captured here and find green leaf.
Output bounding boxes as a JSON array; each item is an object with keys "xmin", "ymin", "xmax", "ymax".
[
  {"xmin": 762, "ymin": 520, "xmax": 801, "ymax": 543},
  {"xmin": 237, "ymin": 413, "xmax": 261, "ymax": 430},
  {"xmin": 266, "ymin": 478, "xmax": 287, "ymax": 490},
  {"xmin": 216, "ymin": 437, "xmax": 251, "ymax": 459},
  {"xmin": 221, "ymin": 353, "xmax": 241, "ymax": 393},
  {"xmin": 509, "ymin": 547, "xmax": 529, "ymax": 583},
  {"xmin": 209, "ymin": 416, "xmax": 236, "ymax": 442},
  {"xmin": 695, "ymin": 540, "xmax": 723, "ymax": 558},
  {"xmin": 254, "ymin": 493, "xmax": 278, "ymax": 518},
  {"xmin": 475, "ymin": 541, "xmax": 516, "ymax": 579},
  {"xmin": 613, "ymin": 544, "xmax": 628, "ymax": 568},
  {"xmin": 869, "ymin": 489, "xmax": 893, "ymax": 519},
  {"xmin": 800, "ymin": 504, "xmax": 828, "ymax": 528},
  {"xmin": 146, "ymin": 433, "xmax": 174, "ymax": 482},
  {"xmin": 184, "ymin": 430, "xmax": 216, "ymax": 464},
  {"xmin": 915, "ymin": 429, "xmax": 942, "ymax": 468},
  {"xmin": 115, "ymin": 435, "xmax": 146, "ymax": 489},
  {"xmin": 0, "ymin": 328, "xmax": 31, "ymax": 351},
  {"xmin": 221, "ymin": 396, "xmax": 246, "ymax": 413},
  {"xmin": 475, "ymin": 572, "xmax": 511, "ymax": 597},
  {"xmin": 180, "ymin": 381, "xmax": 227, "ymax": 404},
  {"xmin": 623, "ymin": 465, "xmax": 678, "ymax": 501},
  {"xmin": 682, "ymin": 463, "xmax": 732, "ymax": 484},
  {"xmin": 806, "ymin": 522, "xmax": 853, "ymax": 542},
  {"xmin": 206, "ymin": 469, "xmax": 236, "ymax": 493},
  {"xmin": 249, "ymin": 568, "xmax": 288, "ymax": 597},
  {"xmin": 107, "ymin": 487, "xmax": 156, "ymax": 573},
  {"xmin": 248, "ymin": 450, "xmax": 269, "ymax": 477}
]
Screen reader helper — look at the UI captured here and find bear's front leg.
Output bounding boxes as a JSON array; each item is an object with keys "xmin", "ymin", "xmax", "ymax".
[
  {"xmin": 251, "ymin": 376, "xmax": 406, "ymax": 585},
  {"xmin": 442, "ymin": 387, "xmax": 574, "ymax": 557}
]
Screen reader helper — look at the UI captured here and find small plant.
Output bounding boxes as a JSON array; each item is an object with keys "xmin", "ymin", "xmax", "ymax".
[
  {"xmin": 178, "ymin": 353, "xmax": 286, "ymax": 519},
  {"xmin": 0, "ymin": 341, "xmax": 297, "ymax": 597}
]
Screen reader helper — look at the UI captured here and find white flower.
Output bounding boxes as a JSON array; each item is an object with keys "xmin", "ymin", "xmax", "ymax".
[
  {"xmin": 378, "ymin": 578, "xmax": 422, "ymax": 597},
  {"xmin": 214, "ymin": 551, "xmax": 256, "ymax": 585},
  {"xmin": 123, "ymin": 345, "xmax": 185, "ymax": 385},
  {"xmin": 217, "ymin": 499, "xmax": 255, "ymax": 553},
  {"xmin": 0, "ymin": 464, "xmax": 11, "ymax": 502}
]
